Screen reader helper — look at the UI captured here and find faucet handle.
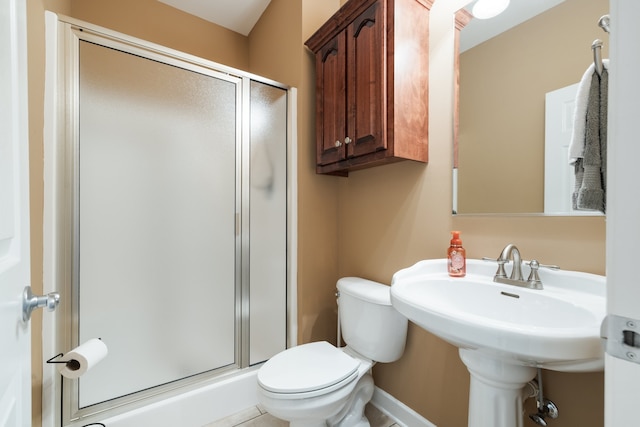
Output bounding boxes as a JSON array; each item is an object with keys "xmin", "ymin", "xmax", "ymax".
[
  {"xmin": 524, "ymin": 260, "xmax": 560, "ymax": 270},
  {"xmin": 482, "ymin": 257, "xmax": 508, "ymax": 278},
  {"xmin": 526, "ymin": 260, "xmax": 543, "ymax": 290}
]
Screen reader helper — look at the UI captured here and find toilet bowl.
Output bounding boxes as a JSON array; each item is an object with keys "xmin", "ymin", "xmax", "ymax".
[{"xmin": 257, "ymin": 277, "xmax": 408, "ymax": 427}]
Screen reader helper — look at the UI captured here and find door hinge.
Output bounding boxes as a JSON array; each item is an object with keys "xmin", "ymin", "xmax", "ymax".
[{"xmin": 601, "ymin": 314, "xmax": 640, "ymax": 364}]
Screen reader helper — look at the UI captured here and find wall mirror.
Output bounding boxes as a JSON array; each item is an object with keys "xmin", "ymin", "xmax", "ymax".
[{"xmin": 453, "ymin": 0, "xmax": 609, "ymax": 215}]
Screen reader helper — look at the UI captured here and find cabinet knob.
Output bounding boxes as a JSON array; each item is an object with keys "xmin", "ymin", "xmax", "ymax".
[
  {"xmin": 335, "ymin": 140, "xmax": 342, "ymax": 147},
  {"xmin": 344, "ymin": 136, "xmax": 352, "ymax": 145}
]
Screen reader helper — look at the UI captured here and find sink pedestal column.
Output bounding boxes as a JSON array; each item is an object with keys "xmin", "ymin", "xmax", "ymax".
[{"xmin": 459, "ymin": 349, "xmax": 537, "ymax": 427}]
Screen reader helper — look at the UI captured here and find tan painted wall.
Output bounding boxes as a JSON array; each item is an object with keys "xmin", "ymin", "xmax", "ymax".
[
  {"xmin": 26, "ymin": 0, "xmax": 606, "ymax": 426},
  {"xmin": 458, "ymin": 0, "xmax": 609, "ymax": 213}
]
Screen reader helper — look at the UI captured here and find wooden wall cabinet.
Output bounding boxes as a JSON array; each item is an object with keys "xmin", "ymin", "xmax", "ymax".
[{"xmin": 305, "ymin": 0, "xmax": 432, "ymax": 176}]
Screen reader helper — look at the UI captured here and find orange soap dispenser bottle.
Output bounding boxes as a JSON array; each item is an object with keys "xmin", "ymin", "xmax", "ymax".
[{"xmin": 447, "ymin": 231, "xmax": 466, "ymax": 277}]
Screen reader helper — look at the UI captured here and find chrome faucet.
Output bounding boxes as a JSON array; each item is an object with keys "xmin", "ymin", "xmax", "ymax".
[
  {"xmin": 495, "ymin": 243, "xmax": 524, "ymax": 284},
  {"xmin": 490, "ymin": 244, "xmax": 560, "ymax": 290},
  {"xmin": 484, "ymin": 244, "xmax": 561, "ymax": 290}
]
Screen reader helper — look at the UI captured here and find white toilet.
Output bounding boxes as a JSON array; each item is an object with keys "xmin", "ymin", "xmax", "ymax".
[{"xmin": 257, "ymin": 277, "xmax": 408, "ymax": 427}]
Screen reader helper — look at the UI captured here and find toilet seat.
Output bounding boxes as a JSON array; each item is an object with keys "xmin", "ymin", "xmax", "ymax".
[{"xmin": 258, "ymin": 341, "xmax": 360, "ymax": 399}]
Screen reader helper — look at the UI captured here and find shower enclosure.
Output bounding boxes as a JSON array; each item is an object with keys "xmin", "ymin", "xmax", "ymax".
[{"xmin": 43, "ymin": 14, "xmax": 293, "ymax": 426}]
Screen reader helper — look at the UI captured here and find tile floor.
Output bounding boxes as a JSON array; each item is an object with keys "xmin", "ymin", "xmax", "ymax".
[{"xmin": 204, "ymin": 403, "xmax": 400, "ymax": 427}]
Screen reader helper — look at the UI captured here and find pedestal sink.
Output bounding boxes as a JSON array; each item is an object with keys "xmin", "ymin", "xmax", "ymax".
[{"xmin": 390, "ymin": 258, "xmax": 605, "ymax": 427}]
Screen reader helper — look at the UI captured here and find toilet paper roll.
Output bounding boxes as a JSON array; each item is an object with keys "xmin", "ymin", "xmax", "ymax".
[{"xmin": 57, "ymin": 338, "xmax": 108, "ymax": 379}]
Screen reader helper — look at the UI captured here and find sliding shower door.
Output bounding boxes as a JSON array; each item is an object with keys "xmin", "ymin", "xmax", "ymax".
[
  {"xmin": 248, "ymin": 81, "xmax": 288, "ymax": 365},
  {"xmin": 75, "ymin": 41, "xmax": 240, "ymax": 408},
  {"xmin": 47, "ymin": 18, "xmax": 290, "ymax": 425}
]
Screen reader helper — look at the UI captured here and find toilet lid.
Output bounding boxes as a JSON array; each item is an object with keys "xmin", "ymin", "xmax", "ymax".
[{"xmin": 258, "ymin": 341, "xmax": 359, "ymax": 394}]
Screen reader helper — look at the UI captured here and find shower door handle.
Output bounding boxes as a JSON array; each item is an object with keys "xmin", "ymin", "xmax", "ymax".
[{"xmin": 22, "ymin": 285, "xmax": 60, "ymax": 323}]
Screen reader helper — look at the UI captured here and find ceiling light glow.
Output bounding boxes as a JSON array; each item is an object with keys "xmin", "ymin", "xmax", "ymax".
[{"xmin": 472, "ymin": 0, "xmax": 510, "ymax": 19}]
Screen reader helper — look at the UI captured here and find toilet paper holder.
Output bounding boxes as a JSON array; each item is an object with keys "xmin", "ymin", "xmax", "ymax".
[
  {"xmin": 47, "ymin": 353, "xmax": 80, "ymax": 370},
  {"xmin": 46, "ymin": 338, "xmax": 108, "ymax": 380},
  {"xmin": 46, "ymin": 338, "xmax": 104, "ymax": 370},
  {"xmin": 46, "ymin": 352, "xmax": 80, "ymax": 370}
]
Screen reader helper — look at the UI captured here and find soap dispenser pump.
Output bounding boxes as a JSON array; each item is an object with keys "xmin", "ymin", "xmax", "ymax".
[{"xmin": 447, "ymin": 231, "xmax": 466, "ymax": 277}]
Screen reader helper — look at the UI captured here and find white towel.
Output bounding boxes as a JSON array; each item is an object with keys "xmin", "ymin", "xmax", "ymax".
[{"xmin": 568, "ymin": 59, "xmax": 609, "ymax": 165}]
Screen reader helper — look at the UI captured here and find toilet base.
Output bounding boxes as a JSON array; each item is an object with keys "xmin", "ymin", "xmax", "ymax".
[
  {"xmin": 263, "ymin": 373, "xmax": 375, "ymax": 427},
  {"xmin": 330, "ymin": 373, "xmax": 374, "ymax": 427}
]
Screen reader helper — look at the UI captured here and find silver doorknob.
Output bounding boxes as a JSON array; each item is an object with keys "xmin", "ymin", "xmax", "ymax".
[
  {"xmin": 335, "ymin": 140, "xmax": 342, "ymax": 147},
  {"xmin": 22, "ymin": 286, "xmax": 60, "ymax": 322}
]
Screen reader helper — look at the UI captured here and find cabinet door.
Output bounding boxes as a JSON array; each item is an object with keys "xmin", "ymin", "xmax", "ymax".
[
  {"xmin": 315, "ymin": 32, "xmax": 347, "ymax": 166},
  {"xmin": 346, "ymin": 0, "xmax": 385, "ymax": 158}
]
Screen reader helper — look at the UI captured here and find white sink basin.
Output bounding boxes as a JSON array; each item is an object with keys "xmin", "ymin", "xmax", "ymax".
[
  {"xmin": 391, "ymin": 258, "xmax": 606, "ymax": 427},
  {"xmin": 390, "ymin": 259, "xmax": 606, "ymax": 372}
]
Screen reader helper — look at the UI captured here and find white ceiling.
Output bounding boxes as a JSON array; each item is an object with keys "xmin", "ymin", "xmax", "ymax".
[
  {"xmin": 156, "ymin": 0, "xmax": 564, "ymax": 48},
  {"xmin": 157, "ymin": 0, "xmax": 271, "ymax": 36},
  {"xmin": 461, "ymin": 0, "xmax": 566, "ymax": 52}
]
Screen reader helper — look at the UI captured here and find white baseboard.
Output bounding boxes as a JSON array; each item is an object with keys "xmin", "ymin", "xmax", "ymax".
[{"xmin": 371, "ymin": 386, "xmax": 437, "ymax": 427}]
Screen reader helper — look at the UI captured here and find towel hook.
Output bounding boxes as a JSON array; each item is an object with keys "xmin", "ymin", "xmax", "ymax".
[
  {"xmin": 591, "ymin": 15, "xmax": 610, "ymax": 78},
  {"xmin": 592, "ymin": 39, "xmax": 604, "ymax": 77},
  {"xmin": 598, "ymin": 15, "xmax": 610, "ymax": 33}
]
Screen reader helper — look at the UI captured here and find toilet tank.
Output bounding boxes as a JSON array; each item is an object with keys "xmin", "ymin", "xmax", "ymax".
[{"xmin": 337, "ymin": 277, "xmax": 408, "ymax": 363}]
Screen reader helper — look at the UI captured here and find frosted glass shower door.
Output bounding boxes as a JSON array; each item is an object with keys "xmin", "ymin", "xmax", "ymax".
[
  {"xmin": 76, "ymin": 41, "xmax": 239, "ymax": 408},
  {"xmin": 248, "ymin": 81, "xmax": 288, "ymax": 364}
]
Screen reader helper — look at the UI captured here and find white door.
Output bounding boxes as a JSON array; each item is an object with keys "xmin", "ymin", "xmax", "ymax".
[
  {"xmin": 605, "ymin": 0, "xmax": 640, "ymax": 425},
  {"xmin": 544, "ymin": 83, "xmax": 578, "ymax": 214},
  {"xmin": 0, "ymin": 0, "xmax": 32, "ymax": 425}
]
